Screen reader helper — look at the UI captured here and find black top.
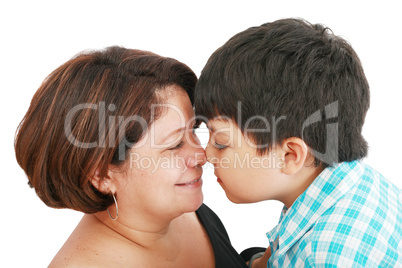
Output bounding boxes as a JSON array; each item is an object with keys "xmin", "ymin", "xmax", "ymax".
[{"xmin": 196, "ymin": 204, "xmax": 248, "ymax": 268}]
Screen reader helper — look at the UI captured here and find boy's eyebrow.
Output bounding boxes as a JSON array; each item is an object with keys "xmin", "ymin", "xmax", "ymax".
[
  {"xmin": 207, "ymin": 125, "xmax": 229, "ymax": 137},
  {"xmin": 206, "ymin": 124, "xmax": 216, "ymax": 132}
]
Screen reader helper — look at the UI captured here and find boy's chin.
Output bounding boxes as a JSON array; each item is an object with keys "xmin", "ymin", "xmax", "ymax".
[{"xmin": 225, "ymin": 192, "xmax": 255, "ymax": 204}]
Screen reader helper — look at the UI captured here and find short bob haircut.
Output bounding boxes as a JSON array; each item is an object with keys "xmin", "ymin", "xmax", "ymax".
[
  {"xmin": 15, "ymin": 46, "xmax": 197, "ymax": 213},
  {"xmin": 195, "ymin": 18, "xmax": 370, "ymax": 167}
]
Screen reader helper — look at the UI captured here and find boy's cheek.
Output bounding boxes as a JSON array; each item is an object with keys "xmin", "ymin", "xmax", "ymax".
[{"xmin": 218, "ymin": 157, "xmax": 231, "ymax": 169}]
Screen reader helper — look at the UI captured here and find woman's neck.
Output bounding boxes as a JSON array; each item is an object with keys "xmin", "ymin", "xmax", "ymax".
[{"xmin": 91, "ymin": 209, "xmax": 188, "ymax": 252}]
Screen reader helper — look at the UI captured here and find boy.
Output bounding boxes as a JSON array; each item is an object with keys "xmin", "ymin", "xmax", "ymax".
[{"xmin": 195, "ymin": 18, "xmax": 401, "ymax": 267}]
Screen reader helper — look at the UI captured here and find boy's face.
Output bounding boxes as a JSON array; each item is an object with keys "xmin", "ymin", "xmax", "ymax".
[{"xmin": 205, "ymin": 118, "xmax": 287, "ymax": 203}]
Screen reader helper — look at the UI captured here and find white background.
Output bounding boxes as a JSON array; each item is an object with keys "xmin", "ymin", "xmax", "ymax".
[{"xmin": 1, "ymin": 1, "xmax": 401, "ymax": 267}]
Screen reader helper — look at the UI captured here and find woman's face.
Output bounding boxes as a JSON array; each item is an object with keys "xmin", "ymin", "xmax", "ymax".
[{"xmin": 113, "ymin": 86, "xmax": 206, "ymax": 220}]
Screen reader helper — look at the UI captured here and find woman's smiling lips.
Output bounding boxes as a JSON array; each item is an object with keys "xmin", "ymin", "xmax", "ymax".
[{"xmin": 175, "ymin": 178, "xmax": 203, "ymax": 187}]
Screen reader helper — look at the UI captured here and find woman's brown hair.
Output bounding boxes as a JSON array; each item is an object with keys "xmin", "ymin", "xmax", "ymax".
[{"xmin": 15, "ymin": 46, "xmax": 197, "ymax": 213}]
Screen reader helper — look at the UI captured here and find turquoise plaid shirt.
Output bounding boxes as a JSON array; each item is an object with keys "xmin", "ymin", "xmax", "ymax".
[{"xmin": 266, "ymin": 160, "xmax": 402, "ymax": 267}]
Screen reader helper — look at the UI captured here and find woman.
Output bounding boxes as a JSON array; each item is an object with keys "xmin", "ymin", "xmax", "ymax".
[{"xmin": 15, "ymin": 46, "xmax": 247, "ymax": 267}]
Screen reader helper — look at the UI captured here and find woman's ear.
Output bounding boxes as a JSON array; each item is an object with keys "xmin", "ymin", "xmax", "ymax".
[
  {"xmin": 91, "ymin": 169, "xmax": 116, "ymax": 194},
  {"xmin": 280, "ymin": 137, "xmax": 309, "ymax": 175}
]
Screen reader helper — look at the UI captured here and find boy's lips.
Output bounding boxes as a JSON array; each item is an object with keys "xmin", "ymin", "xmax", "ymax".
[{"xmin": 214, "ymin": 172, "xmax": 221, "ymax": 182}]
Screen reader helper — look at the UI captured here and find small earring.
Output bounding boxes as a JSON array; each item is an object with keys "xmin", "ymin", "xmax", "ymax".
[{"xmin": 107, "ymin": 193, "xmax": 118, "ymax": 221}]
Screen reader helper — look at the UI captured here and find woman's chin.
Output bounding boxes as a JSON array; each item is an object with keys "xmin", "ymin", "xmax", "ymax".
[{"xmin": 183, "ymin": 193, "xmax": 204, "ymax": 213}]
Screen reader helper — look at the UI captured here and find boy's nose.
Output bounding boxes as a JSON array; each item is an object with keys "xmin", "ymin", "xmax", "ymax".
[{"xmin": 205, "ymin": 143, "xmax": 218, "ymax": 165}]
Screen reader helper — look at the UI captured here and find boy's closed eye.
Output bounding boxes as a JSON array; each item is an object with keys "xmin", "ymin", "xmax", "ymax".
[{"xmin": 214, "ymin": 142, "xmax": 228, "ymax": 150}]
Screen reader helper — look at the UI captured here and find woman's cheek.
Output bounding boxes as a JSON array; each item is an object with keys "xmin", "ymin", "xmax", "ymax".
[{"xmin": 171, "ymin": 151, "xmax": 188, "ymax": 173}]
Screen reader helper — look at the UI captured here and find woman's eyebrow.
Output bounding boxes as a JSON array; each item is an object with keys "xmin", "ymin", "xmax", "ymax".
[{"xmin": 159, "ymin": 127, "xmax": 186, "ymax": 143}]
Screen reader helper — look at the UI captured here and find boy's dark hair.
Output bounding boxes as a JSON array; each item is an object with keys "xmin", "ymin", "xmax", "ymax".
[{"xmin": 195, "ymin": 18, "xmax": 370, "ymax": 167}]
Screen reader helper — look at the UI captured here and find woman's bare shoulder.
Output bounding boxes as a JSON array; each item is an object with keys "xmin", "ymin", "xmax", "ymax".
[
  {"xmin": 48, "ymin": 215, "xmax": 142, "ymax": 267},
  {"xmin": 49, "ymin": 246, "xmax": 137, "ymax": 268}
]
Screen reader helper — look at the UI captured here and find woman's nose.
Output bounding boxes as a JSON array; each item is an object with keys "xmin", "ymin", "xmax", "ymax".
[
  {"xmin": 187, "ymin": 147, "xmax": 206, "ymax": 168},
  {"xmin": 186, "ymin": 131, "xmax": 207, "ymax": 168}
]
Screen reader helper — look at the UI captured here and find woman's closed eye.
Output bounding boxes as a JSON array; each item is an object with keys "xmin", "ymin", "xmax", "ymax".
[{"xmin": 169, "ymin": 141, "xmax": 184, "ymax": 150}]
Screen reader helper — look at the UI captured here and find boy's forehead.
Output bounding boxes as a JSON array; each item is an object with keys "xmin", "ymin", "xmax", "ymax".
[{"xmin": 207, "ymin": 118, "xmax": 237, "ymax": 132}]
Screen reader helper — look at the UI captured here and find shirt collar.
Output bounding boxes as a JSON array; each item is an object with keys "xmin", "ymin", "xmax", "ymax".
[{"xmin": 266, "ymin": 160, "xmax": 364, "ymax": 256}]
